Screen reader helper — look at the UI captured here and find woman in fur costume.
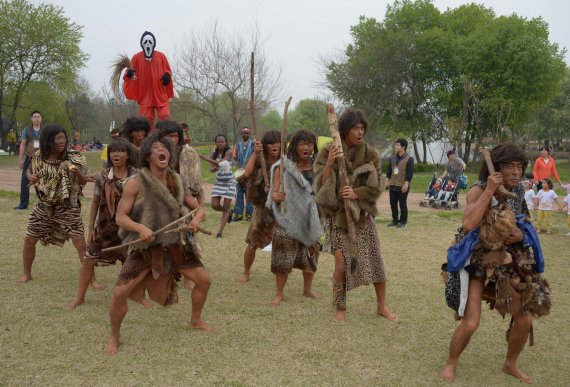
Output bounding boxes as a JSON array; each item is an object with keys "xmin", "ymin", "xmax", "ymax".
[
  {"xmin": 17, "ymin": 125, "xmax": 101, "ymax": 289},
  {"xmin": 440, "ymin": 143, "xmax": 551, "ymax": 384},
  {"xmin": 314, "ymin": 109, "xmax": 398, "ymax": 323},
  {"xmin": 238, "ymin": 130, "xmax": 281, "ymax": 283},
  {"xmin": 67, "ymin": 139, "xmax": 148, "ymax": 310},
  {"xmin": 266, "ymin": 130, "xmax": 323, "ymax": 305}
]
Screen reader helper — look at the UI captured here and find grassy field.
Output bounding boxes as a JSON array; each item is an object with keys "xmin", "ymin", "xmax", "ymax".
[{"xmin": 1, "ymin": 185, "xmax": 569, "ymax": 386}]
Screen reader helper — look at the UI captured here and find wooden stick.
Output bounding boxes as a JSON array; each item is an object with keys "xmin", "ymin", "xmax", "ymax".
[
  {"xmin": 101, "ymin": 208, "xmax": 198, "ymax": 252},
  {"xmin": 279, "ymin": 96, "xmax": 293, "ymax": 215},
  {"xmin": 164, "ymin": 226, "xmax": 212, "ymax": 236},
  {"xmin": 326, "ymin": 103, "xmax": 358, "ymax": 273},
  {"xmin": 480, "ymin": 148, "xmax": 517, "ymax": 198},
  {"xmin": 249, "ymin": 52, "xmax": 269, "ymax": 190}
]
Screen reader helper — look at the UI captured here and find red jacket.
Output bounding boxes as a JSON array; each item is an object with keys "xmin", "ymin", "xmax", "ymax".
[
  {"xmin": 533, "ymin": 156, "xmax": 560, "ymax": 182},
  {"xmin": 123, "ymin": 51, "xmax": 174, "ymax": 108}
]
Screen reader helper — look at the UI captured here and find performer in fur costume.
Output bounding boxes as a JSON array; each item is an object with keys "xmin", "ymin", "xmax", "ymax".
[
  {"xmin": 238, "ymin": 130, "xmax": 281, "ymax": 283},
  {"xmin": 17, "ymin": 125, "xmax": 103, "ymax": 289},
  {"xmin": 67, "ymin": 139, "xmax": 150, "ymax": 310},
  {"xmin": 155, "ymin": 120, "xmax": 204, "ymax": 204},
  {"xmin": 440, "ymin": 143, "xmax": 551, "ymax": 384},
  {"xmin": 105, "ymin": 134, "xmax": 214, "ymax": 355},
  {"xmin": 111, "ymin": 31, "xmax": 173, "ymax": 129},
  {"xmin": 314, "ymin": 109, "xmax": 398, "ymax": 322},
  {"xmin": 266, "ymin": 130, "xmax": 323, "ymax": 305}
]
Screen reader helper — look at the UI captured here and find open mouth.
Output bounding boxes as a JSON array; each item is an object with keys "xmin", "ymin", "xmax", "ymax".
[{"xmin": 158, "ymin": 154, "xmax": 167, "ymax": 162}]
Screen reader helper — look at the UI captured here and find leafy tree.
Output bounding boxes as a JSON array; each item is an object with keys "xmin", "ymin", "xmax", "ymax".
[
  {"xmin": 288, "ymin": 99, "xmax": 329, "ymax": 136},
  {"xmin": 326, "ymin": 0, "xmax": 566, "ymax": 163},
  {"xmin": 174, "ymin": 22, "xmax": 281, "ymax": 142},
  {"xmin": 0, "ymin": 0, "xmax": 88, "ymax": 140}
]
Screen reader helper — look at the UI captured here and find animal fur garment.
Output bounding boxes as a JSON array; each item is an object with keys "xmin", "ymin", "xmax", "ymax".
[
  {"xmin": 246, "ymin": 159, "xmax": 270, "ymax": 206},
  {"xmin": 119, "ymin": 168, "xmax": 188, "ymax": 248},
  {"xmin": 178, "ymin": 144, "xmax": 204, "ymax": 197},
  {"xmin": 314, "ymin": 142, "xmax": 382, "ymax": 229},
  {"xmin": 266, "ymin": 158, "xmax": 323, "ymax": 247},
  {"xmin": 480, "ymin": 204, "xmax": 516, "ymax": 250}
]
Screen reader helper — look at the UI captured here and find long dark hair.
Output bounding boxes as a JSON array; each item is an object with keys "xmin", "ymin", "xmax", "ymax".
[
  {"xmin": 478, "ymin": 143, "xmax": 529, "ymax": 181},
  {"xmin": 155, "ymin": 120, "xmax": 184, "ymax": 146},
  {"xmin": 261, "ymin": 130, "xmax": 281, "ymax": 159},
  {"xmin": 213, "ymin": 134, "xmax": 230, "ymax": 160},
  {"xmin": 338, "ymin": 108, "xmax": 368, "ymax": 138},
  {"xmin": 105, "ymin": 138, "xmax": 139, "ymax": 168},
  {"xmin": 139, "ymin": 133, "xmax": 172, "ymax": 169},
  {"xmin": 39, "ymin": 124, "xmax": 68, "ymax": 159},
  {"xmin": 121, "ymin": 116, "xmax": 150, "ymax": 143},
  {"xmin": 286, "ymin": 130, "xmax": 318, "ymax": 162}
]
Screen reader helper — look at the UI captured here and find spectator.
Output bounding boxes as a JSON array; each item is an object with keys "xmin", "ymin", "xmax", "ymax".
[
  {"xmin": 532, "ymin": 146, "xmax": 561, "ymax": 190},
  {"xmin": 441, "ymin": 149, "xmax": 466, "ymax": 182},
  {"xmin": 14, "ymin": 110, "xmax": 42, "ymax": 210},
  {"xmin": 232, "ymin": 127, "xmax": 255, "ymax": 221},
  {"xmin": 386, "ymin": 138, "xmax": 415, "ymax": 228}
]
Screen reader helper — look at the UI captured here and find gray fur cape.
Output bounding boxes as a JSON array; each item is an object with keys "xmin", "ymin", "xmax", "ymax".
[{"xmin": 266, "ymin": 158, "xmax": 323, "ymax": 247}]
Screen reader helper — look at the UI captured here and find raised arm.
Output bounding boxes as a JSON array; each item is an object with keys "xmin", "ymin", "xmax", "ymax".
[{"xmin": 461, "ymin": 173, "xmax": 502, "ymax": 231}]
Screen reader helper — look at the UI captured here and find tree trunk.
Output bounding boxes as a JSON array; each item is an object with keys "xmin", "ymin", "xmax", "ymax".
[
  {"xmin": 421, "ymin": 136, "xmax": 427, "ymax": 163},
  {"xmin": 412, "ymin": 137, "xmax": 421, "ymax": 162},
  {"xmin": 458, "ymin": 78, "xmax": 471, "ymax": 159}
]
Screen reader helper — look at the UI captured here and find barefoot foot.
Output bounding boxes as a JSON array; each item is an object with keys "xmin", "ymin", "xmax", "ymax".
[
  {"xmin": 238, "ymin": 273, "xmax": 250, "ymax": 284},
  {"xmin": 190, "ymin": 320, "xmax": 217, "ymax": 333},
  {"xmin": 271, "ymin": 294, "xmax": 283, "ymax": 306},
  {"xmin": 302, "ymin": 289, "xmax": 319, "ymax": 299},
  {"xmin": 66, "ymin": 299, "xmax": 84, "ymax": 310},
  {"xmin": 104, "ymin": 336, "xmax": 120, "ymax": 355},
  {"xmin": 377, "ymin": 306, "xmax": 399, "ymax": 322},
  {"xmin": 440, "ymin": 364, "xmax": 456, "ymax": 383},
  {"xmin": 502, "ymin": 364, "xmax": 532, "ymax": 384},
  {"xmin": 17, "ymin": 274, "xmax": 32, "ymax": 284},
  {"xmin": 331, "ymin": 309, "xmax": 346, "ymax": 322},
  {"xmin": 90, "ymin": 279, "xmax": 105, "ymax": 290}
]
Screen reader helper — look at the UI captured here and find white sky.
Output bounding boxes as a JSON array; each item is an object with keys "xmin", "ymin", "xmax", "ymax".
[{"xmin": 32, "ymin": 0, "xmax": 570, "ymax": 109}]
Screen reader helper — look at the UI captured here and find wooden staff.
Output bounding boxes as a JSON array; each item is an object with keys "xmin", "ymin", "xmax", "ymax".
[
  {"xmin": 480, "ymin": 148, "xmax": 517, "ymax": 198},
  {"xmin": 279, "ymin": 96, "xmax": 293, "ymax": 214},
  {"xmin": 249, "ymin": 52, "xmax": 269, "ymax": 190},
  {"xmin": 101, "ymin": 208, "xmax": 198, "ymax": 252},
  {"xmin": 326, "ymin": 103, "xmax": 358, "ymax": 273}
]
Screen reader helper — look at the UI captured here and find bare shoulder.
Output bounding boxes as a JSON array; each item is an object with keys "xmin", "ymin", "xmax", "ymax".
[
  {"xmin": 465, "ymin": 185, "xmax": 485, "ymax": 204},
  {"xmin": 123, "ymin": 175, "xmax": 141, "ymax": 196}
]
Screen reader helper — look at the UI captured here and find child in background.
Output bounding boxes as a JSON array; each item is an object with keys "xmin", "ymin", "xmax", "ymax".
[
  {"xmin": 523, "ymin": 180, "xmax": 537, "ymax": 220},
  {"xmin": 535, "ymin": 178, "xmax": 563, "ymax": 234}
]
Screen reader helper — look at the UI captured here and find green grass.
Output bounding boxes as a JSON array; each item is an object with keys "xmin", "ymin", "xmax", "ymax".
[{"xmin": 1, "ymin": 193, "xmax": 569, "ymax": 385}]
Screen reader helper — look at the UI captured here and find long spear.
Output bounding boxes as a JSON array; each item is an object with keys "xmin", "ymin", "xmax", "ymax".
[
  {"xmin": 327, "ymin": 103, "xmax": 358, "ymax": 273},
  {"xmin": 249, "ymin": 52, "xmax": 269, "ymax": 191},
  {"xmin": 279, "ymin": 96, "xmax": 293, "ymax": 214}
]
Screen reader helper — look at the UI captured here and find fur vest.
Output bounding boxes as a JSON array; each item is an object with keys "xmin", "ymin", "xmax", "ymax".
[
  {"xmin": 314, "ymin": 141, "xmax": 381, "ymax": 229},
  {"xmin": 119, "ymin": 168, "xmax": 188, "ymax": 248},
  {"xmin": 246, "ymin": 158, "xmax": 271, "ymax": 206},
  {"xmin": 266, "ymin": 158, "xmax": 323, "ymax": 247}
]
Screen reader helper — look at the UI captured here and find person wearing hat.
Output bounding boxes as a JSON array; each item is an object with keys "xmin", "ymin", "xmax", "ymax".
[{"xmin": 232, "ymin": 127, "xmax": 255, "ymax": 221}]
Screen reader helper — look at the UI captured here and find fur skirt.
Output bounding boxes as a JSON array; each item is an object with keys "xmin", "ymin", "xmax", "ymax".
[
  {"xmin": 468, "ymin": 245, "xmax": 551, "ymax": 318},
  {"xmin": 271, "ymin": 225, "xmax": 319, "ymax": 274},
  {"xmin": 324, "ymin": 215, "xmax": 387, "ymax": 291},
  {"xmin": 245, "ymin": 205, "xmax": 275, "ymax": 249}
]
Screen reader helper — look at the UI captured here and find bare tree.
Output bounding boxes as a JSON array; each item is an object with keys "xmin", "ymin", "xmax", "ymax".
[{"xmin": 174, "ymin": 22, "xmax": 282, "ymax": 142}]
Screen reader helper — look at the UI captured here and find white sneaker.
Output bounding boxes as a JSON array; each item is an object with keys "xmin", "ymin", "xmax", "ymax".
[{"xmin": 566, "ymin": 232, "xmax": 570, "ymax": 236}]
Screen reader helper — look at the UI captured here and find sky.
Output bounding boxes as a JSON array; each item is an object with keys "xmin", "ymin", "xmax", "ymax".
[{"xmin": 32, "ymin": 0, "xmax": 570, "ymax": 109}]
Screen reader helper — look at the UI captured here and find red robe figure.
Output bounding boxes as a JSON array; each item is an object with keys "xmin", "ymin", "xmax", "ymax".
[{"xmin": 122, "ymin": 31, "xmax": 174, "ymax": 129}]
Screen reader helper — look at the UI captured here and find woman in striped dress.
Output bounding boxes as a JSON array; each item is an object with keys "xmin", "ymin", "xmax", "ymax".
[{"xmin": 200, "ymin": 134, "xmax": 236, "ymax": 238}]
